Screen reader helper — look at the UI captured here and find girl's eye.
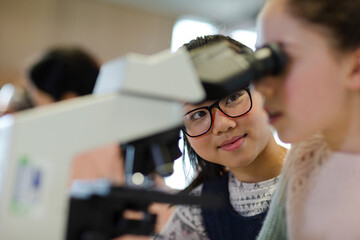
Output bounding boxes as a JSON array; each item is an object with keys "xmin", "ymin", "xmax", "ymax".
[
  {"xmin": 226, "ymin": 94, "xmax": 240, "ymax": 104},
  {"xmin": 224, "ymin": 90, "xmax": 245, "ymax": 105},
  {"xmin": 189, "ymin": 110, "xmax": 207, "ymax": 121}
]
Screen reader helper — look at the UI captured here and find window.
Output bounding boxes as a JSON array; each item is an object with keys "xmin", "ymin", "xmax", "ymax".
[
  {"xmin": 230, "ymin": 29, "xmax": 257, "ymax": 51},
  {"xmin": 170, "ymin": 17, "xmax": 218, "ymax": 52}
]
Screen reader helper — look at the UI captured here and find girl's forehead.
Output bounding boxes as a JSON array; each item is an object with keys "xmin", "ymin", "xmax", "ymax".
[{"xmin": 257, "ymin": 0, "xmax": 311, "ymax": 49}]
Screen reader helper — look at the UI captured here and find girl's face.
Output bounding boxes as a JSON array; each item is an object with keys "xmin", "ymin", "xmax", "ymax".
[
  {"xmin": 255, "ymin": 0, "xmax": 353, "ymax": 143},
  {"xmin": 185, "ymin": 89, "xmax": 273, "ymax": 170}
]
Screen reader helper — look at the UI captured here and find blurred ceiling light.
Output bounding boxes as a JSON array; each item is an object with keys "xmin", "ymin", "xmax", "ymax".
[
  {"xmin": 231, "ymin": 29, "xmax": 257, "ymax": 51},
  {"xmin": 171, "ymin": 17, "xmax": 217, "ymax": 52}
]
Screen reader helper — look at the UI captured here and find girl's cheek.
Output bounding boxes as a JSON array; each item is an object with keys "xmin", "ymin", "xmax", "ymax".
[{"xmin": 189, "ymin": 137, "xmax": 212, "ymax": 153}]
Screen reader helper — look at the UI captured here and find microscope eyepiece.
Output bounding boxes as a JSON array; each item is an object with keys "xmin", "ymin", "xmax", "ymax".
[
  {"xmin": 252, "ymin": 43, "xmax": 288, "ymax": 81},
  {"xmin": 190, "ymin": 41, "xmax": 287, "ymax": 101}
]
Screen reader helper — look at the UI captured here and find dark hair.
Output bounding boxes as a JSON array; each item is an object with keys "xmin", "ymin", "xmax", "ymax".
[
  {"xmin": 28, "ymin": 47, "xmax": 99, "ymax": 101},
  {"xmin": 184, "ymin": 34, "xmax": 253, "ymax": 55},
  {"xmin": 285, "ymin": 0, "xmax": 360, "ymax": 52},
  {"xmin": 181, "ymin": 35, "xmax": 253, "ymax": 194}
]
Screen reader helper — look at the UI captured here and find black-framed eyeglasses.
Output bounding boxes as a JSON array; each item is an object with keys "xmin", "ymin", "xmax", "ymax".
[{"xmin": 182, "ymin": 88, "xmax": 253, "ymax": 138}]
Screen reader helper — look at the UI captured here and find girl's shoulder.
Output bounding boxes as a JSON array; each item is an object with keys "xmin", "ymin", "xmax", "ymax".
[{"xmin": 189, "ymin": 184, "xmax": 203, "ymax": 196}]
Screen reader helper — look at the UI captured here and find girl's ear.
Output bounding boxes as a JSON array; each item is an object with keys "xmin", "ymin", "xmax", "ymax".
[{"xmin": 347, "ymin": 48, "xmax": 360, "ymax": 91}]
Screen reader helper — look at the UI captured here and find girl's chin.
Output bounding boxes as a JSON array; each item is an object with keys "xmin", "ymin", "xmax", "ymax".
[{"xmin": 276, "ymin": 128, "xmax": 310, "ymax": 144}]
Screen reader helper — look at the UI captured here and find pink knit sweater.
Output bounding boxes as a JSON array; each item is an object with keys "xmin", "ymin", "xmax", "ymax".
[{"xmin": 287, "ymin": 133, "xmax": 360, "ymax": 240}]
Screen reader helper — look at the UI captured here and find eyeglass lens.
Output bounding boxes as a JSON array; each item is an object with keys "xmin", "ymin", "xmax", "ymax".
[{"xmin": 183, "ymin": 89, "xmax": 251, "ymax": 137}]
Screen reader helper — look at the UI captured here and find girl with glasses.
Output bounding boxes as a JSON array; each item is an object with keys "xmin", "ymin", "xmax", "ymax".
[
  {"xmin": 255, "ymin": 0, "xmax": 360, "ymax": 239},
  {"xmin": 154, "ymin": 35, "xmax": 287, "ymax": 240}
]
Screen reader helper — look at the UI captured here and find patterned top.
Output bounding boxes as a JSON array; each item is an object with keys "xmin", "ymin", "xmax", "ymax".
[
  {"xmin": 256, "ymin": 133, "xmax": 360, "ymax": 240},
  {"xmin": 154, "ymin": 172, "xmax": 279, "ymax": 240}
]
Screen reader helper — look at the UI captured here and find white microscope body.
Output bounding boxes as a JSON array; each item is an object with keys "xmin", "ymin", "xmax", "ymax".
[{"xmin": 0, "ymin": 47, "xmax": 205, "ymax": 240}]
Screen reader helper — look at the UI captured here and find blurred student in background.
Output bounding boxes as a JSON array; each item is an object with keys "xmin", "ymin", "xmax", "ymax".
[
  {"xmin": 26, "ymin": 47, "xmax": 98, "ymax": 106},
  {"xmin": 23, "ymin": 46, "xmax": 125, "ymax": 184}
]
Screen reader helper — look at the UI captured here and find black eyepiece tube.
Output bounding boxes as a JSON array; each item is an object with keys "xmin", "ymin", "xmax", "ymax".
[
  {"xmin": 252, "ymin": 43, "xmax": 287, "ymax": 82},
  {"xmin": 190, "ymin": 41, "xmax": 287, "ymax": 101}
]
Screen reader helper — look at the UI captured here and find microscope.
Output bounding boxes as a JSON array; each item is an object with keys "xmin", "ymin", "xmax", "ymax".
[{"xmin": 0, "ymin": 40, "xmax": 286, "ymax": 240}]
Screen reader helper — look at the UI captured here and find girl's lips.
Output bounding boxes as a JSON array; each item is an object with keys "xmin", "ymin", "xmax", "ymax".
[{"xmin": 219, "ymin": 134, "xmax": 247, "ymax": 151}]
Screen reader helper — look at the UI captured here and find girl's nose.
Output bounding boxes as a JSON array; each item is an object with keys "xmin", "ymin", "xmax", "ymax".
[{"xmin": 211, "ymin": 109, "xmax": 237, "ymax": 135}]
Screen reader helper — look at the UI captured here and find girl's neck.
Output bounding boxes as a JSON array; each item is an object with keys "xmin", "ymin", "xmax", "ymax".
[{"xmin": 230, "ymin": 136, "xmax": 287, "ymax": 183}]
